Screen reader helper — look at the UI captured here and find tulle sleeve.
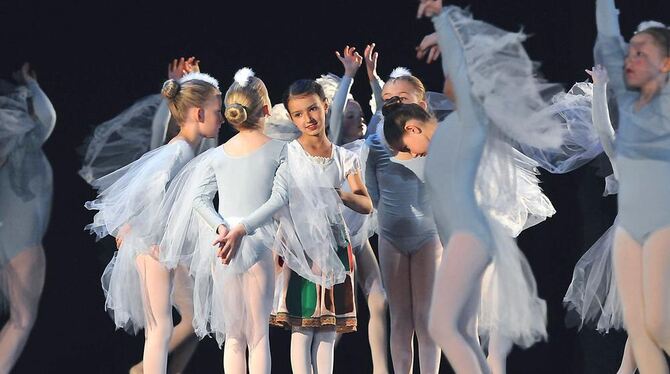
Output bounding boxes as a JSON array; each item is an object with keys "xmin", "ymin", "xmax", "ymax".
[
  {"xmin": 25, "ymin": 80, "xmax": 56, "ymax": 144},
  {"xmin": 433, "ymin": 6, "xmax": 565, "ymax": 150},
  {"xmin": 157, "ymin": 148, "xmax": 221, "ymax": 269},
  {"xmin": 0, "ymin": 85, "xmax": 33, "ymax": 162},
  {"xmin": 342, "ymin": 147, "xmax": 362, "ymax": 178},
  {"xmin": 519, "ymin": 82, "xmax": 605, "ymax": 174},
  {"xmin": 84, "ymin": 141, "xmax": 192, "ymax": 243},
  {"xmin": 79, "ymin": 95, "xmax": 163, "ymax": 184}
]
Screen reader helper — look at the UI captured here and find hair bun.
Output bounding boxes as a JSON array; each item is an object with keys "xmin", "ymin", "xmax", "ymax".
[
  {"xmin": 225, "ymin": 103, "xmax": 248, "ymax": 125},
  {"xmin": 162, "ymin": 79, "xmax": 181, "ymax": 100}
]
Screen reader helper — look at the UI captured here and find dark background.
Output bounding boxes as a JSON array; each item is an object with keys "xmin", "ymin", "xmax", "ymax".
[{"xmin": 1, "ymin": 0, "xmax": 669, "ymax": 372}]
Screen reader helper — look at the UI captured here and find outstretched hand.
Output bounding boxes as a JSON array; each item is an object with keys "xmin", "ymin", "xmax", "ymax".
[
  {"xmin": 585, "ymin": 65, "xmax": 609, "ymax": 85},
  {"xmin": 416, "ymin": 32, "xmax": 441, "ymax": 64},
  {"xmin": 364, "ymin": 43, "xmax": 379, "ymax": 81},
  {"xmin": 336, "ymin": 46, "xmax": 363, "ymax": 78},
  {"xmin": 417, "ymin": 0, "xmax": 443, "ymax": 19},
  {"xmin": 184, "ymin": 56, "xmax": 200, "ymax": 74}
]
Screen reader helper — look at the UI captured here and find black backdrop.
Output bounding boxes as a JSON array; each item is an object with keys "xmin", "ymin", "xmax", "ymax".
[{"xmin": 1, "ymin": 0, "xmax": 669, "ymax": 372}]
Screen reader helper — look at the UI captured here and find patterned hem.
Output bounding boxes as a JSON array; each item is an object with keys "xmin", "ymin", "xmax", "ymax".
[{"xmin": 270, "ymin": 313, "xmax": 357, "ymax": 334}]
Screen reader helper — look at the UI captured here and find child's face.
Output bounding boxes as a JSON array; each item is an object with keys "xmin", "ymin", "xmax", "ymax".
[
  {"xmin": 343, "ymin": 100, "xmax": 366, "ymax": 141},
  {"xmin": 625, "ymin": 32, "xmax": 670, "ymax": 89},
  {"xmin": 287, "ymin": 94, "xmax": 328, "ymax": 136},
  {"xmin": 199, "ymin": 94, "xmax": 223, "ymax": 138},
  {"xmin": 382, "ymin": 79, "xmax": 425, "ymax": 106}
]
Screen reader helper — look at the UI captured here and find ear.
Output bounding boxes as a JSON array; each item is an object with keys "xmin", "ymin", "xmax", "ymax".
[
  {"xmin": 322, "ymin": 101, "xmax": 329, "ymax": 113},
  {"xmin": 262, "ymin": 104, "xmax": 270, "ymax": 116},
  {"xmin": 404, "ymin": 122, "xmax": 423, "ymax": 134},
  {"xmin": 418, "ymin": 100, "xmax": 428, "ymax": 110},
  {"xmin": 197, "ymin": 107, "xmax": 205, "ymax": 123},
  {"xmin": 662, "ymin": 57, "xmax": 670, "ymax": 74}
]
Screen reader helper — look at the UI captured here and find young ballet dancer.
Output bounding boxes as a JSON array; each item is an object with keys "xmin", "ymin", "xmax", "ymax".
[
  {"xmin": 159, "ymin": 67, "xmax": 289, "ymax": 374},
  {"xmin": 318, "ymin": 45, "xmax": 390, "ymax": 374},
  {"xmin": 85, "ymin": 71, "xmax": 222, "ymax": 374},
  {"xmin": 266, "ymin": 78, "xmax": 372, "ymax": 374},
  {"xmin": 0, "ymin": 63, "xmax": 55, "ymax": 373},
  {"xmin": 81, "ymin": 57, "xmax": 207, "ymax": 374},
  {"xmin": 381, "ymin": 1, "xmax": 567, "ymax": 371},
  {"xmin": 365, "ymin": 63, "xmax": 445, "ymax": 373},
  {"xmin": 591, "ymin": 0, "xmax": 670, "ymax": 371}
]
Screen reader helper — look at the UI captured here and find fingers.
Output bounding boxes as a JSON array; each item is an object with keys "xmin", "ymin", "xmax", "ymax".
[
  {"xmin": 335, "ymin": 51, "xmax": 345, "ymax": 63},
  {"xmin": 417, "ymin": 1, "xmax": 428, "ymax": 19},
  {"xmin": 427, "ymin": 45, "xmax": 440, "ymax": 63}
]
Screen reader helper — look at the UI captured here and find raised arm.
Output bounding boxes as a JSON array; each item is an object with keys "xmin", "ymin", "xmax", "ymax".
[
  {"xmin": 330, "ymin": 46, "xmax": 362, "ymax": 144},
  {"xmin": 594, "ymin": 0, "xmax": 627, "ymax": 96},
  {"xmin": 428, "ymin": 4, "xmax": 486, "ymax": 131},
  {"xmin": 16, "ymin": 64, "xmax": 56, "ymax": 143},
  {"xmin": 364, "ymin": 43, "xmax": 385, "ymax": 114},
  {"xmin": 587, "ymin": 65, "xmax": 618, "ymax": 174}
]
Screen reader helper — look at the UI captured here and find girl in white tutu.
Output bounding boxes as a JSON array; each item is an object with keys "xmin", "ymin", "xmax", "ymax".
[
  {"xmin": 85, "ymin": 72, "xmax": 222, "ymax": 373},
  {"xmin": 81, "ymin": 57, "xmax": 209, "ymax": 374},
  {"xmin": 382, "ymin": 1, "xmax": 568, "ymax": 371},
  {"xmin": 158, "ymin": 67, "xmax": 285, "ymax": 374},
  {"xmin": 0, "ymin": 62, "xmax": 55, "ymax": 373},
  {"xmin": 264, "ymin": 78, "xmax": 372, "ymax": 374}
]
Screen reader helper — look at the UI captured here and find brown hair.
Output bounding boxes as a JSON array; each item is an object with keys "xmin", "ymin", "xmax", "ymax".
[
  {"xmin": 639, "ymin": 27, "xmax": 670, "ymax": 57},
  {"xmin": 224, "ymin": 76, "xmax": 271, "ymax": 129},
  {"xmin": 161, "ymin": 79, "xmax": 220, "ymax": 124}
]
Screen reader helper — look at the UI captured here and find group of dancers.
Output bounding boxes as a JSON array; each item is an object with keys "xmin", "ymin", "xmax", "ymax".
[{"xmin": 2, "ymin": 0, "xmax": 670, "ymax": 373}]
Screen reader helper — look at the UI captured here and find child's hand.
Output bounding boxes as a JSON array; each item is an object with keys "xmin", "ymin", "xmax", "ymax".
[
  {"xmin": 585, "ymin": 65, "xmax": 609, "ymax": 85},
  {"xmin": 336, "ymin": 46, "xmax": 363, "ymax": 78}
]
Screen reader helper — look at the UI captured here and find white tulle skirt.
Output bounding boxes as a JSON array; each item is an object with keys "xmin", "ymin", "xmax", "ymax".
[
  {"xmin": 564, "ymin": 223, "xmax": 622, "ymax": 332},
  {"xmin": 189, "ymin": 219, "xmax": 276, "ymax": 346}
]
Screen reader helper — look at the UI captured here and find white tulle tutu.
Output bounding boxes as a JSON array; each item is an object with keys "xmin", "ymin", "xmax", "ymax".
[
  {"xmin": 564, "ymin": 223, "xmax": 622, "ymax": 332},
  {"xmin": 437, "ymin": 5, "xmax": 563, "ymax": 347},
  {"xmin": 86, "ymin": 140, "xmax": 194, "ymax": 332}
]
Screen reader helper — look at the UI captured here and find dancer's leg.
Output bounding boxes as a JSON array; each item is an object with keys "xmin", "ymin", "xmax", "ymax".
[
  {"xmin": 0, "ymin": 246, "xmax": 45, "ymax": 373},
  {"xmin": 379, "ymin": 236, "xmax": 414, "ymax": 373},
  {"xmin": 613, "ymin": 228, "xmax": 667, "ymax": 373},
  {"xmin": 135, "ymin": 254, "xmax": 174, "ymax": 374},
  {"xmin": 410, "ymin": 237, "xmax": 442, "ymax": 374},
  {"xmin": 428, "ymin": 232, "xmax": 491, "ymax": 374}
]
